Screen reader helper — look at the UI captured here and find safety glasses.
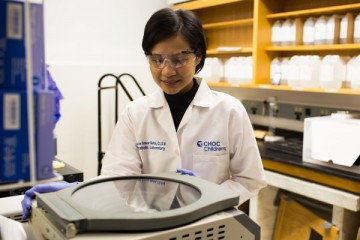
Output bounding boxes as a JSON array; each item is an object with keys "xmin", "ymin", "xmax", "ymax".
[{"xmin": 145, "ymin": 50, "xmax": 197, "ymax": 69}]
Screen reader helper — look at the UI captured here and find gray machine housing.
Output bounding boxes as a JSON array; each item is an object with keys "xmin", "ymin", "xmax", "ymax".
[{"xmin": 32, "ymin": 172, "xmax": 260, "ymax": 239}]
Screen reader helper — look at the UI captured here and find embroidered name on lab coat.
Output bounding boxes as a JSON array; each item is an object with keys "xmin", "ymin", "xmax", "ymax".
[
  {"xmin": 196, "ymin": 141, "xmax": 227, "ymax": 152},
  {"xmin": 136, "ymin": 141, "xmax": 166, "ymax": 151}
]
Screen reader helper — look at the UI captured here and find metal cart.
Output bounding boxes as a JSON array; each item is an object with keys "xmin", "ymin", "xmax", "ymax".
[{"xmin": 97, "ymin": 73, "xmax": 145, "ymax": 175}]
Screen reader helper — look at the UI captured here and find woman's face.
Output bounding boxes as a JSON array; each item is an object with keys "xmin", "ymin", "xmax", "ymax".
[{"xmin": 148, "ymin": 34, "xmax": 200, "ymax": 95}]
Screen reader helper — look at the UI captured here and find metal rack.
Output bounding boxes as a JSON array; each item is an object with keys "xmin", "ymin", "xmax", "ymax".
[{"xmin": 97, "ymin": 73, "xmax": 145, "ymax": 175}]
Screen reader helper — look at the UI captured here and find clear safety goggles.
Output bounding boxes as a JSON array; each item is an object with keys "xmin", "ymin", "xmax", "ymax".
[{"xmin": 145, "ymin": 50, "xmax": 197, "ymax": 69}]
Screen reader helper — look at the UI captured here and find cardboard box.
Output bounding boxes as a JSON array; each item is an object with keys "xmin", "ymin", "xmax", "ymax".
[
  {"xmin": 0, "ymin": 90, "xmax": 55, "ymax": 182},
  {"xmin": 0, "ymin": 0, "xmax": 45, "ymax": 90},
  {"xmin": 303, "ymin": 115, "xmax": 360, "ymax": 174}
]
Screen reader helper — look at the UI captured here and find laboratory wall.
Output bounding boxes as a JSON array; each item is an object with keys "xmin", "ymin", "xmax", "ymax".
[{"xmin": 43, "ymin": 0, "xmax": 168, "ymax": 179}]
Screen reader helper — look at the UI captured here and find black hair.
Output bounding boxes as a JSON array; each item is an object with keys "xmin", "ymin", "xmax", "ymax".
[{"xmin": 142, "ymin": 8, "xmax": 207, "ymax": 74}]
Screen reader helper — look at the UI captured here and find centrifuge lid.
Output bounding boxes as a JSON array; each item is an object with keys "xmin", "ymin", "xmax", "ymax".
[{"xmin": 35, "ymin": 172, "xmax": 239, "ymax": 234}]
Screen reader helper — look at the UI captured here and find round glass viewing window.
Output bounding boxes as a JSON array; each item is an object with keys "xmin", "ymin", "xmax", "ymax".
[{"xmin": 71, "ymin": 178, "xmax": 201, "ymax": 215}]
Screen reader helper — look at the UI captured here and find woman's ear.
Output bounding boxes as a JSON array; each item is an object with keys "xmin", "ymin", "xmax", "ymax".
[{"xmin": 196, "ymin": 56, "xmax": 202, "ymax": 65}]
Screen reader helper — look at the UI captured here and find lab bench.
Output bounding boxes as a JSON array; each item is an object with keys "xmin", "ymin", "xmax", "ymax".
[{"xmin": 250, "ymin": 141, "xmax": 360, "ymax": 240}]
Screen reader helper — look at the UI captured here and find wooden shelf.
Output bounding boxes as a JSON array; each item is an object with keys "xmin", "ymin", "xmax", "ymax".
[
  {"xmin": 203, "ymin": 18, "xmax": 253, "ymax": 29},
  {"xmin": 267, "ymin": 3, "xmax": 360, "ymax": 19},
  {"xmin": 207, "ymin": 82, "xmax": 360, "ymax": 95},
  {"xmin": 266, "ymin": 44, "xmax": 360, "ymax": 52},
  {"xmin": 172, "ymin": 0, "xmax": 244, "ymax": 10},
  {"xmin": 207, "ymin": 47, "xmax": 252, "ymax": 56}
]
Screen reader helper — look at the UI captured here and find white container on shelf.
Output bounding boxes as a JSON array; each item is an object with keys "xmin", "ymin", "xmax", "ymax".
[
  {"xmin": 325, "ymin": 15, "xmax": 338, "ymax": 44},
  {"xmin": 354, "ymin": 13, "xmax": 360, "ymax": 43},
  {"xmin": 350, "ymin": 55, "xmax": 360, "ymax": 89},
  {"xmin": 339, "ymin": 13, "xmax": 350, "ymax": 44},
  {"xmin": 299, "ymin": 55, "xmax": 320, "ymax": 88},
  {"xmin": 224, "ymin": 57, "xmax": 239, "ymax": 83},
  {"xmin": 199, "ymin": 57, "xmax": 223, "ymax": 82},
  {"xmin": 303, "ymin": 17, "xmax": 315, "ymax": 45},
  {"xmin": 242, "ymin": 56, "xmax": 253, "ymax": 84},
  {"xmin": 287, "ymin": 55, "xmax": 301, "ymax": 88},
  {"xmin": 271, "ymin": 20, "xmax": 283, "ymax": 46},
  {"xmin": 281, "ymin": 19, "xmax": 295, "ymax": 46},
  {"xmin": 270, "ymin": 57, "xmax": 282, "ymax": 85},
  {"xmin": 280, "ymin": 57, "xmax": 289, "ymax": 85},
  {"xmin": 314, "ymin": 15, "xmax": 327, "ymax": 45},
  {"xmin": 319, "ymin": 55, "xmax": 346, "ymax": 91}
]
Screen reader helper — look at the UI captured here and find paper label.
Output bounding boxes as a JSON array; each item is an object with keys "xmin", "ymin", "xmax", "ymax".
[
  {"xmin": 6, "ymin": 3, "xmax": 23, "ymax": 40},
  {"xmin": 3, "ymin": 94, "xmax": 20, "ymax": 130}
]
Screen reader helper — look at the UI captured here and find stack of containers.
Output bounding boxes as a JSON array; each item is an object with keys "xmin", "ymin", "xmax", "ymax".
[
  {"xmin": 0, "ymin": 0, "xmax": 55, "ymax": 183},
  {"xmin": 224, "ymin": 57, "xmax": 252, "ymax": 84},
  {"xmin": 198, "ymin": 57, "xmax": 223, "ymax": 82}
]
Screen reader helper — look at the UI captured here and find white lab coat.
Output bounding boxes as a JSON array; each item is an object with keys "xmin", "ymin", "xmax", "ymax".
[{"xmin": 101, "ymin": 78, "xmax": 267, "ymax": 204}]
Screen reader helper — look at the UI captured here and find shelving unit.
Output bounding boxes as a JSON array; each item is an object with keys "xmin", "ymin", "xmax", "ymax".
[
  {"xmin": 173, "ymin": 0, "xmax": 254, "ymax": 57},
  {"xmin": 207, "ymin": 82, "xmax": 360, "ymax": 95},
  {"xmin": 172, "ymin": 0, "xmax": 360, "ymax": 95}
]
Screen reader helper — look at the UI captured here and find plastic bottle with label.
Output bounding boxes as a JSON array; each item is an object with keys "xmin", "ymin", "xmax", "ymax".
[
  {"xmin": 354, "ymin": 13, "xmax": 360, "ymax": 43},
  {"xmin": 271, "ymin": 20, "xmax": 283, "ymax": 46},
  {"xmin": 314, "ymin": 16, "xmax": 327, "ymax": 45},
  {"xmin": 319, "ymin": 55, "xmax": 346, "ymax": 91},
  {"xmin": 303, "ymin": 17, "xmax": 315, "ymax": 45}
]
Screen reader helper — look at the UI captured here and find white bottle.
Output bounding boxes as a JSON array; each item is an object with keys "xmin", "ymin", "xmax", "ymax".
[
  {"xmin": 314, "ymin": 16, "xmax": 327, "ymax": 45},
  {"xmin": 237, "ymin": 57, "xmax": 246, "ymax": 83},
  {"xmin": 325, "ymin": 15, "xmax": 338, "ymax": 44},
  {"xmin": 281, "ymin": 19, "xmax": 294, "ymax": 46},
  {"xmin": 210, "ymin": 58, "xmax": 223, "ymax": 82},
  {"xmin": 272, "ymin": 20, "xmax": 283, "ymax": 46},
  {"xmin": 354, "ymin": 13, "xmax": 360, "ymax": 43},
  {"xmin": 303, "ymin": 17, "xmax": 315, "ymax": 45},
  {"xmin": 289, "ymin": 19, "xmax": 297, "ymax": 45},
  {"xmin": 350, "ymin": 55, "xmax": 360, "ymax": 89},
  {"xmin": 270, "ymin": 58, "xmax": 282, "ymax": 85},
  {"xmin": 299, "ymin": 55, "xmax": 320, "ymax": 88},
  {"xmin": 319, "ymin": 55, "xmax": 346, "ymax": 91},
  {"xmin": 287, "ymin": 56, "xmax": 301, "ymax": 88},
  {"xmin": 243, "ymin": 56, "xmax": 253, "ymax": 84},
  {"xmin": 198, "ymin": 58, "xmax": 211, "ymax": 81},
  {"xmin": 339, "ymin": 14, "xmax": 350, "ymax": 44},
  {"xmin": 280, "ymin": 57, "xmax": 289, "ymax": 85},
  {"xmin": 224, "ymin": 57, "xmax": 239, "ymax": 83}
]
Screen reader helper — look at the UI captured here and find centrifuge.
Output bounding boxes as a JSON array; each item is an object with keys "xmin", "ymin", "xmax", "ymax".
[{"xmin": 30, "ymin": 172, "xmax": 260, "ymax": 239}]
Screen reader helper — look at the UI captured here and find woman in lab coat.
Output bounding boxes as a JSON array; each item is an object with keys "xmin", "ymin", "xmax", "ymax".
[
  {"xmin": 22, "ymin": 7, "xmax": 266, "ymax": 219},
  {"xmin": 101, "ymin": 8, "xmax": 266, "ymax": 204}
]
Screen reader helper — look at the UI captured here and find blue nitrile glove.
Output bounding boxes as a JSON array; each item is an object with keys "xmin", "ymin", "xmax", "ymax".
[
  {"xmin": 21, "ymin": 181, "xmax": 79, "ymax": 220},
  {"xmin": 176, "ymin": 168, "xmax": 196, "ymax": 176},
  {"xmin": 46, "ymin": 66, "xmax": 64, "ymax": 125}
]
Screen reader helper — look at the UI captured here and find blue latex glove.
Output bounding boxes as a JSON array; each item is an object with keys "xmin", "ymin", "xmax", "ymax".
[
  {"xmin": 45, "ymin": 66, "xmax": 64, "ymax": 125},
  {"xmin": 176, "ymin": 168, "xmax": 196, "ymax": 176},
  {"xmin": 21, "ymin": 181, "xmax": 79, "ymax": 220}
]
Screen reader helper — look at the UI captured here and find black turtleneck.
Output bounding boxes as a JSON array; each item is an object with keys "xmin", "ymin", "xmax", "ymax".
[{"xmin": 164, "ymin": 79, "xmax": 199, "ymax": 131}]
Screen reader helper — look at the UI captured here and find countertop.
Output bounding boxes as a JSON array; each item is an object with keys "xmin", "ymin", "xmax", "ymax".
[{"xmin": 258, "ymin": 141, "xmax": 360, "ymax": 195}]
